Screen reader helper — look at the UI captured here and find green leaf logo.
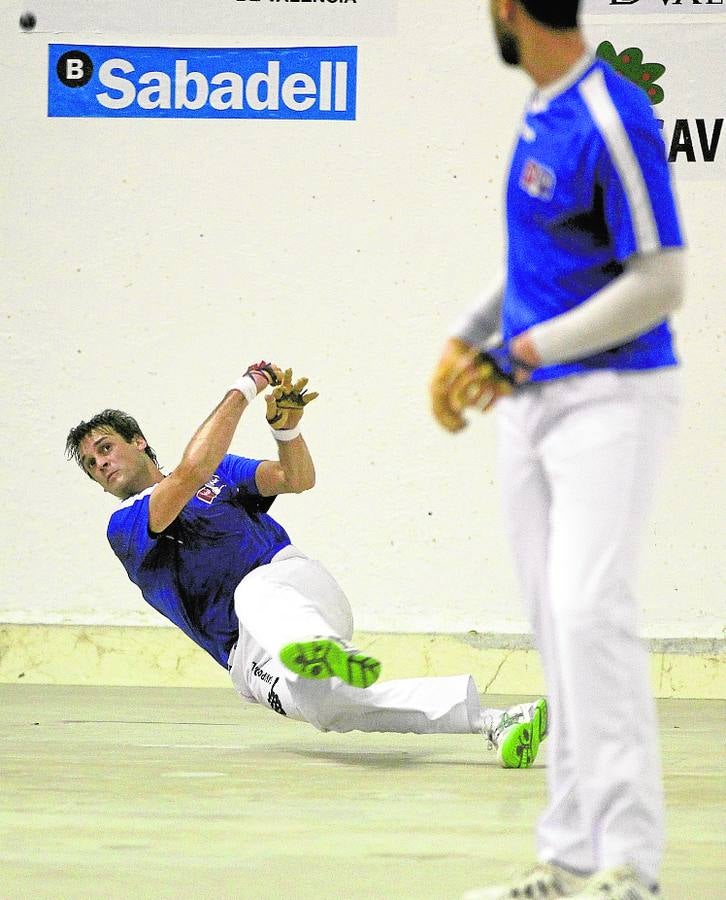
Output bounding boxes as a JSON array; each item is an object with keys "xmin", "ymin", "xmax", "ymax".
[{"xmin": 596, "ymin": 41, "xmax": 666, "ymax": 105}]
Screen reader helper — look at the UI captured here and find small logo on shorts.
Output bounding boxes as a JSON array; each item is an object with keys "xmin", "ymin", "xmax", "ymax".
[
  {"xmin": 520, "ymin": 158, "xmax": 556, "ymax": 201},
  {"xmin": 250, "ymin": 660, "xmax": 276, "ymax": 686},
  {"xmin": 267, "ymin": 677, "xmax": 287, "ymax": 717},
  {"xmin": 249, "ymin": 660, "xmax": 287, "ymax": 717}
]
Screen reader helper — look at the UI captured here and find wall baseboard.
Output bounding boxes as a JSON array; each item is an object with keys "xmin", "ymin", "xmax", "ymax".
[{"xmin": 1, "ymin": 624, "xmax": 723, "ymax": 699}]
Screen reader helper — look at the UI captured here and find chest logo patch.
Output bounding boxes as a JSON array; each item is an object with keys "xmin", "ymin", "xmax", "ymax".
[
  {"xmin": 520, "ymin": 158, "xmax": 556, "ymax": 201},
  {"xmin": 196, "ymin": 475, "xmax": 224, "ymax": 504}
]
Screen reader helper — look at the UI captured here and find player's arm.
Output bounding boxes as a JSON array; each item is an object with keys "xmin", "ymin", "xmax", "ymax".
[
  {"xmin": 513, "ymin": 248, "xmax": 686, "ymax": 367},
  {"xmin": 255, "ymin": 368, "xmax": 319, "ymax": 497},
  {"xmin": 516, "ymin": 102, "xmax": 687, "ymax": 369},
  {"xmin": 442, "ymin": 248, "xmax": 686, "ymax": 405},
  {"xmin": 430, "ymin": 273, "xmax": 505, "ymax": 432},
  {"xmin": 255, "ymin": 433, "xmax": 316, "ymax": 497},
  {"xmin": 148, "ymin": 364, "xmax": 278, "ymax": 534},
  {"xmin": 449, "ymin": 269, "xmax": 505, "ymax": 349}
]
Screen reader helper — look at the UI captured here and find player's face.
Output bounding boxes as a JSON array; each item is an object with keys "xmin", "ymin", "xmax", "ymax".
[
  {"xmin": 78, "ymin": 428, "xmax": 154, "ymax": 500},
  {"xmin": 490, "ymin": 0, "xmax": 521, "ymax": 66}
]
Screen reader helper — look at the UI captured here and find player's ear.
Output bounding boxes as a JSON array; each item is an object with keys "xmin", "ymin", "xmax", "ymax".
[
  {"xmin": 133, "ymin": 435, "xmax": 148, "ymax": 452},
  {"xmin": 499, "ymin": 0, "xmax": 516, "ymax": 24}
]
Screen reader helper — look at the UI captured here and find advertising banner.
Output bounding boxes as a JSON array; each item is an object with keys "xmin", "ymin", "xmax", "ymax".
[
  {"xmin": 48, "ymin": 44, "xmax": 357, "ymax": 120},
  {"xmin": 583, "ymin": 0, "xmax": 724, "ymax": 15},
  {"xmin": 584, "ymin": 22, "xmax": 725, "ymax": 179}
]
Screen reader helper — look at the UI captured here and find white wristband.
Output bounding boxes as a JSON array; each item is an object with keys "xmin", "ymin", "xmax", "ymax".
[
  {"xmin": 228, "ymin": 375, "xmax": 258, "ymax": 405},
  {"xmin": 270, "ymin": 425, "xmax": 301, "ymax": 442}
]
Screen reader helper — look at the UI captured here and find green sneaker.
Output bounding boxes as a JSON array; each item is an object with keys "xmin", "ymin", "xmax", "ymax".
[
  {"xmin": 487, "ymin": 697, "xmax": 548, "ymax": 769},
  {"xmin": 279, "ymin": 636, "xmax": 381, "ymax": 688}
]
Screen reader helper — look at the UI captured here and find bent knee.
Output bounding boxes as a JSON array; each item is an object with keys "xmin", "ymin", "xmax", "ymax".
[{"xmin": 291, "ymin": 680, "xmax": 357, "ymax": 733}]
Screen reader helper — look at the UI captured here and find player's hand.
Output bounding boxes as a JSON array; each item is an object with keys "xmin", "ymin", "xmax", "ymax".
[
  {"xmin": 509, "ymin": 332, "xmax": 542, "ymax": 382},
  {"xmin": 430, "ymin": 338, "xmax": 487, "ymax": 432},
  {"xmin": 266, "ymin": 368, "xmax": 319, "ymax": 431},
  {"xmin": 449, "ymin": 346, "xmax": 517, "ymax": 416},
  {"xmin": 245, "ymin": 360, "xmax": 282, "ymax": 394}
]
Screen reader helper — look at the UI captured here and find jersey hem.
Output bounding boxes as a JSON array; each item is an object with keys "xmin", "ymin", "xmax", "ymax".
[{"xmin": 530, "ymin": 358, "xmax": 679, "ymax": 383}]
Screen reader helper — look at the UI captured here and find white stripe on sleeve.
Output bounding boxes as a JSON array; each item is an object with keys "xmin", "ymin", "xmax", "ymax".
[{"xmin": 579, "ymin": 68, "xmax": 660, "ymax": 254}]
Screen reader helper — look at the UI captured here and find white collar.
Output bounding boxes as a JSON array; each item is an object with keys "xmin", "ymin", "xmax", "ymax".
[
  {"xmin": 116, "ymin": 483, "xmax": 157, "ymax": 509},
  {"xmin": 529, "ymin": 51, "xmax": 594, "ymax": 113}
]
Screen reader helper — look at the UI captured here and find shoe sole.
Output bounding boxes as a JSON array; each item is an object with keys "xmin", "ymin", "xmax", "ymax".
[
  {"xmin": 279, "ymin": 638, "xmax": 381, "ymax": 689},
  {"xmin": 536, "ymin": 696, "xmax": 549, "ymax": 741},
  {"xmin": 498, "ymin": 698, "xmax": 548, "ymax": 769}
]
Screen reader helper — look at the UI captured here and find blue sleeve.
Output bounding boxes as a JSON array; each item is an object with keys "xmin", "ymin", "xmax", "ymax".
[
  {"xmin": 107, "ymin": 493, "xmax": 157, "ymax": 580},
  {"xmin": 598, "ymin": 97, "xmax": 684, "ymax": 262},
  {"xmin": 219, "ymin": 453, "xmax": 263, "ymax": 495}
]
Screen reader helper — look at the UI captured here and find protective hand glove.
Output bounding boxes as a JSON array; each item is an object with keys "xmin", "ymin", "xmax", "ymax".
[
  {"xmin": 453, "ymin": 343, "xmax": 538, "ymax": 411},
  {"xmin": 244, "ymin": 360, "xmax": 282, "ymax": 388},
  {"xmin": 266, "ymin": 368, "xmax": 319, "ymax": 431},
  {"xmin": 430, "ymin": 338, "xmax": 478, "ymax": 433}
]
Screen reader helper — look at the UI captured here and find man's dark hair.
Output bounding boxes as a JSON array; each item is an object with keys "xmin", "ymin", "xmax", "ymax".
[
  {"xmin": 65, "ymin": 409, "xmax": 159, "ymax": 474},
  {"xmin": 519, "ymin": 0, "xmax": 579, "ymax": 29}
]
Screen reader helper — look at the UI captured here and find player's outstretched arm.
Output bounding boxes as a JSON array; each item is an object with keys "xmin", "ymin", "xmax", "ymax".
[
  {"xmin": 255, "ymin": 368, "xmax": 318, "ymax": 497},
  {"xmin": 148, "ymin": 362, "xmax": 278, "ymax": 533}
]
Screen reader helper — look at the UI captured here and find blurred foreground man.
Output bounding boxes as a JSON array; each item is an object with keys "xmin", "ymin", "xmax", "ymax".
[{"xmin": 430, "ymin": 2, "xmax": 685, "ymax": 897}]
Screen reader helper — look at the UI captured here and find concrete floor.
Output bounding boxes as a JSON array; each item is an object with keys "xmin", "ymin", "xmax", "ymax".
[{"xmin": 1, "ymin": 685, "xmax": 723, "ymax": 899}]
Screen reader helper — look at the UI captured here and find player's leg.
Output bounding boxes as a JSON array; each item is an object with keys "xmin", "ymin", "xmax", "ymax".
[
  {"xmin": 233, "ymin": 545, "xmax": 381, "ymax": 687},
  {"xmin": 291, "ymin": 670, "xmax": 481, "ymax": 734},
  {"xmin": 291, "ymin": 673, "xmax": 545, "ymax": 751},
  {"xmin": 233, "ymin": 553, "xmax": 473, "ymax": 733},
  {"xmin": 462, "ymin": 391, "xmax": 584, "ymax": 897},
  {"xmin": 542, "ymin": 369, "xmax": 680, "ymax": 886},
  {"xmin": 234, "ymin": 545, "xmax": 354, "ymax": 648},
  {"xmin": 232, "ymin": 628, "xmax": 543, "ymax": 748},
  {"xmin": 230, "ymin": 624, "xmax": 477, "ymax": 733},
  {"xmin": 228, "ymin": 628, "xmax": 307, "ymax": 722},
  {"xmin": 233, "ymin": 554, "xmax": 544, "ymax": 754},
  {"xmin": 497, "ymin": 387, "xmax": 592, "ymax": 872}
]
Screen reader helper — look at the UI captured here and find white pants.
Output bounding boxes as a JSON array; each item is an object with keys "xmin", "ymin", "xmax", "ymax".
[
  {"xmin": 229, "ymin": 545, "xmax": 480, "ymax": 734},
  {"xmin": 497, "ymin": 368, "xmax": 681, "ymax": 882}
]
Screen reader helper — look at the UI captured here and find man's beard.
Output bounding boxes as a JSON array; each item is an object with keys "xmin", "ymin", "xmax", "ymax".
[{"xmin": 494, "ymin": 21, "xmax": 520, "ymax": 66}]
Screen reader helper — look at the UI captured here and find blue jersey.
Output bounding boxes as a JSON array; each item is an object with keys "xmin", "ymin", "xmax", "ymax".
[
  {"xmin": 107, "ymin": 454, "xmax": 291, "ymax": 668},
  {"xmin": 504, "ymin": 56, "xmax": 684, "ymax": 380}
]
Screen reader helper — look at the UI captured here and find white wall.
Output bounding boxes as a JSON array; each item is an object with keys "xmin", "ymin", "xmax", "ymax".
[{"xmin": 2, "ymin": 1, "xmax": 724, "ymax": 638}]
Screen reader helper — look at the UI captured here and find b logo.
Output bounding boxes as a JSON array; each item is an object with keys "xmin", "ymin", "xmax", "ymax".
[{"xmin": 56, "ymin": 50, "xmax": 93, "ymax": 88}]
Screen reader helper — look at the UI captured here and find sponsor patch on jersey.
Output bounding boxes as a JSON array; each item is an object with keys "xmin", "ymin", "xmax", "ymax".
[
  {"xmin": 520, "ymin": 158, "xmax": 556, "ymax": 201},
  {"xmin": 196, "ymin": 475, "xmax": 224, "ymax": 504}
]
